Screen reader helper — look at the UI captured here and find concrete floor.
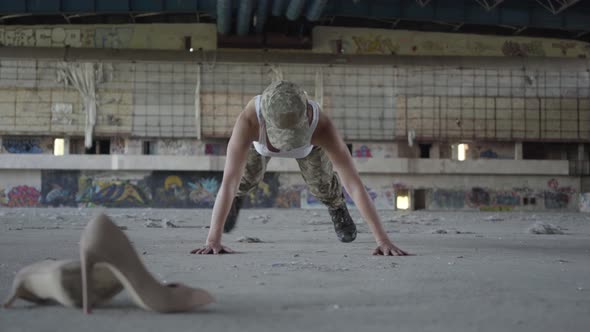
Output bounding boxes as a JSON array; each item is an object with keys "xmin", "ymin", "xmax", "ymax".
[{"xmin": 1, "ymin": 208, "xmax": 589, "ymax": 332}]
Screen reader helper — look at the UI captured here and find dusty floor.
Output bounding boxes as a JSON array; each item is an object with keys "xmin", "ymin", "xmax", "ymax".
[{"xmin": 1, "ymin": 207, "xmax": 589, "ymax": 332}]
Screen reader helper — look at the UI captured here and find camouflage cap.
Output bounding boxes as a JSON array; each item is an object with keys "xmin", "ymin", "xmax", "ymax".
[{"xmin": 260, "ymin": 80, "xmax": 311, "ymax": 151}]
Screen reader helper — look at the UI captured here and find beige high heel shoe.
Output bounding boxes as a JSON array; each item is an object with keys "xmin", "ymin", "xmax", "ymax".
[
  {"xmin": 3, "ymin": 259, "xmax": 122, "ymax": 309},
  {"xmin": 80, "ymin": 213, "xmax": 214, "ymax": 314}
]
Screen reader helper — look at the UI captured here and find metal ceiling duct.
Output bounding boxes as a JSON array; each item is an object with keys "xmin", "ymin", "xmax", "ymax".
[
  {"xmin": 271, "ymin": 0, "xmax": 288, "ymax": 16},
  {"xmin": 256, "ymin": 0, "xmax": 271, "ymax": 33},
  {"xmin": 237, "ymin": 0, "xmax": 255, "ymax": 35},
  {"xmin": 217, "ymin": 0, "xmax": 232, "ymax": 35},
  {"xmin": 305, "ymin": 0, "xmax": 328, "ymax": 21},
  {"xmin": 286, "ymin": 0, "xmax": 306, "ymax": 21}
]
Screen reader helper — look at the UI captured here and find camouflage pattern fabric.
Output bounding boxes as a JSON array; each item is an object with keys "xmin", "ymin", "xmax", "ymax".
[
  {"xmin": 237, "ymin": 145, "xmax": 345, "ymax": 209},
  {"xmin": 260, "ymin": 80, "xmax": 311, "ymax": 151}
]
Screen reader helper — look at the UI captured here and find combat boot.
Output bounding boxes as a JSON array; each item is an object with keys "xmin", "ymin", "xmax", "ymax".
[
  {"xmin": 223, "ymin": 196, "xmax": 244, "ymax": 233},
  {"xmin": 328, "ymin": 203, "xmax": 357, "ymax": 243}
]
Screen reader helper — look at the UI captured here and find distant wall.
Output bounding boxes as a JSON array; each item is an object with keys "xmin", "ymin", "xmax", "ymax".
[
  {"xmin": 0, "ymin": 169, "xmax": 579, "ymax": 211},
  {"xmin": 0, "ymin": 156, "xmax": 578, "ymax": 211},
  {"xmin": 2, "ymin": 58, "xmax": 588, "ymax": 142},
  {"xmin": 0, "ymin": 24, "xmax": 216, "ymax": 51},
  {"xmin": 312, "ymin": 26, "xmax": 590, "ymax": 58}
]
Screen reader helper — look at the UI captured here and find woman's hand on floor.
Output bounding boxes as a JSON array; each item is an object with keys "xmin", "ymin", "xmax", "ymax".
[
  {"xmin": 373, "ymin": 240, "xmax": 409, "ymax": 256},
  {"xmin": 190, "ymin": 242, "xmax": 235, "ymax": 255}
]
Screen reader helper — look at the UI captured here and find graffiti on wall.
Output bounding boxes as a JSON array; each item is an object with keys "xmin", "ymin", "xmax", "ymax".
[
  {"xmin": 152, "ymin": 172, "xmax": 221, "ymax": 208},
  {"xmin": 0, "ymin": 24, "xmax": 216, "ymax": 50},
  {"xmin": 41, "ymin": 171, "xmax": 79, "ymax": 207},
  {"xmin": 431, "ymin": 182, "xmax": 577, "ymax": 211},
  {"xmin": 2, "ymin": 171, "xmax": 579, "ymax": 211},
  {"xmin": 351, "ymin": 35, "xmax": 400, "ymax": 54},
  {"xmin": 479, "ymin": 149, "xmax": 498, "ymax": 159},
  {"xmin": 205, "ymin": 143, "xmax": 226, "ymax": 156},
  {"xmin": 579, "ymin": 193, "xmax": 590, "ymax": 213},
  {"xmin": 501, "ymin": 41, "xmax": 545, "ymax": 57},
  {"xmin": 301, "ymin": 185, "xmax": 389, "ymax": 209},
  {"xmin": 110, "ymin": 137, "xmax": 125, "ymax": 155},
  {"xmin": 544, "ymin": 178, "xmax": 575, "ymax": 209},
  {"xmin": 432, "ymin": 188, "xmax": 522, "ymax": 211},
  {"xmin": 0, "ymin": 185, "xmax": 41, "ymax": 207},
  {"xmin": 467, "ymin": 187, "xmax": 491, "ymax": 207},
  {"xmin": 354, "ymin": 145, "xmax": 373, "ymax": 158},
  {"xmin": 155, "ymin": 140, "xmax": 196, "ymax": 156},
  {"xmin": 76, "ymin": 173, "xmax": 151, "ymax": 208},
  {"xmin": 313, "ymin": 27, "xmax": 590, "ymax": 58},
  {"xmin": 2, "ymin": 137, "xmax": 48, "ymax": 154},
  {"xmin": 352, "ymin": 143, "xmax": 395, "ymax": 158},
  {"xmin": 0, "ymin": 27, "xmax": 84, "ymax": 47}
]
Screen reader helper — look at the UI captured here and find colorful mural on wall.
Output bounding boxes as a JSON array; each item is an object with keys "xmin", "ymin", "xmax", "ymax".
[
  {"xmin": 4, "ymin": 171, "xmax": 579, "ymax": 211},
  {"xmin": 0, "ymin": 185, "xmax": 41, "ymax": 207},
  {"xmin": 41, "ymin": 171, "xmax": 79, "ymax": 207},
  {"xmin": 430, "ymin": 181, "xmax": 577, "ymax": 211},
  {"xmin": 152, "ymin": 172, "xmax": 221, "ymax": 208},
  {"xmin": 76, "ymin": 173, "xmax": 151, "ymax": 208},
  {"xmin": 312, "ymin": 26, "xmax": 590, "ymax": 58},
  {"xmin": 1, "ymin": 137, "xmax": 51, "ymax": 154},
  {"xmin": 301, "ymin": 184, "xmax": 394, "ymax": 209}
]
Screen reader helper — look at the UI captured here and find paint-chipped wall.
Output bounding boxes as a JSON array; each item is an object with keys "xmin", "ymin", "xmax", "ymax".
[
  {"xmin": 312, "ymin": 26, "xmax": 590, "ymax": 58},
  {"xmin": 0, "ymin": 167, "xmax": 579, "ymax": 211},
  {"xmin": 0, "ymin": 24, "xmax": 216, "ymax": 51}
]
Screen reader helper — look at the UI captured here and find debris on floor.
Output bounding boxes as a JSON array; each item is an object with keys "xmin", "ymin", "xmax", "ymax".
[
  {"xmin": 527, "ymin": 221, "xmax": 564, "ymax": 235},
  {"xmin": 248, "ymin": 215, "xmax": 270, "ymax": 224},
  {"xmin": 163, "ymin": 219, "xmax": 178, "ymax": 228},
  {"xmin": 432, "ymin": 228, "xmax": 472, "ymax": 234},
  {"xmin": 144, "ymin": 220, "xmax": 161, "ymax": 228},
  {"xmin": 237, "ymin": 236, "xmax": 263, "ymax": 243},
  {"xmin": 484, "ymin": 215, "xmax": 504, "ymax": 222}
]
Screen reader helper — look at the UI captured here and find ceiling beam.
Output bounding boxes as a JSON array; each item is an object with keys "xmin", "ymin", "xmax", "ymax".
[
  {"xmin": 474, "ymin": 0, "xmax": 505, "ymax": 11},
  {"xmin": 415, "ymin": 0, "xmax": 432, "ymax": 7},
  {"xmin": 535, "ymin": 0, "xmax": 581, "ymax": 15}
]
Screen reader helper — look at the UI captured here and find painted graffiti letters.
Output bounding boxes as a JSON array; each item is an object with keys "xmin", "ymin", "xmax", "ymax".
[{"xmin": 351, "ymin": 36, "xmax": 399, "ymax": 54}]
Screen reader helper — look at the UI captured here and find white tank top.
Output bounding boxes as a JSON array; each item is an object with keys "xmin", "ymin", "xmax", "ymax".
[{"xmin": 252, "ymin": 94, "xmax": 320, "ymax": 159}]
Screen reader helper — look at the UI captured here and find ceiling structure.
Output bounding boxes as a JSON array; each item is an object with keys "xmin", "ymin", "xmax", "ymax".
[{"xmin": 0, "ymin": 0, "xmax": 589, "ymax": 45}]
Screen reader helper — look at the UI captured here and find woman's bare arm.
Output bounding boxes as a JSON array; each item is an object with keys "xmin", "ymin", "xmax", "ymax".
[
  {"xmin": 191, "ymin": 101, "xmax": 256, "ymax": 254},
  {"xmin": 315, "ymin": 114, "xmax": 408, "ymax": 256}
]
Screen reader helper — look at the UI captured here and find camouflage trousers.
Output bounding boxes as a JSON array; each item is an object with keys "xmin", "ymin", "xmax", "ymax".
[{"xmin": 237, "ymin": 145, "xmax": 345, "ymax": 209}]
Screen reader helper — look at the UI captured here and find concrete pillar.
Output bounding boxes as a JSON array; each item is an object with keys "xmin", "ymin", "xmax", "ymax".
[
  {"xmin": 430, "ymin": 143, "xmax": 440, "ymax": 159},
  {"xmin": 578, "ymin": 143, "xmax": 586, "ymax": 160},
  {"xmin": 514, "ymin": 142, "xmax": 523, "ymax": 160},
  {"xmin": 391, "ymin": 142, "xmax": 400, "ymax": 158}
]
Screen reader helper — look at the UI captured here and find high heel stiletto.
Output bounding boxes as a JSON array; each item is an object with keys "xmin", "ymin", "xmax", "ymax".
[
  {"xmin": 80, "ymin": 213, "xmax": 214, "ymax": 314},
  {"xmin": 3, "ymin": 259, "xmax": 122, "ymax": 309}
]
